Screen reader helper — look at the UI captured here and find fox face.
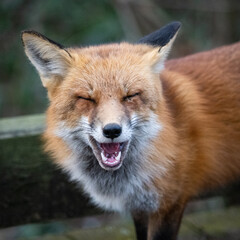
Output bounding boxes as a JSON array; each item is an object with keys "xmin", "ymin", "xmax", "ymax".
[
  {"xmin": 21, "ymin": 23, "xmax": 180, "ymax": 212},
  {"xmin": 52, "ymin": 44, "xmax": 164, "ymax": 172}
]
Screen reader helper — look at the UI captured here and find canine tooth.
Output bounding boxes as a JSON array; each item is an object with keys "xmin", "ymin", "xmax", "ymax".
[
  {"xmin": 116, "ymin": 151, "xmax": 121, "ymax": 161},
  {"xmin": 101, "ymin": 151, "xmax": 108, "ymax": 162}
]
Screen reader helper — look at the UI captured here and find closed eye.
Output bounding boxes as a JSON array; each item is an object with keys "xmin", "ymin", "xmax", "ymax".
[
  {"xmin": 77, "ymin": 96, "xmax": 95, "ymax": 103},
  {"xmin": 123, "ymin": 92, "xmax": 140, "ymax": 101}
]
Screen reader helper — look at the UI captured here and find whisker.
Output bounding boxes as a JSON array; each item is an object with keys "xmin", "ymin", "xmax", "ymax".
[
  {"xmin": 130, "ymin": 115, "xmax": 148, "ymax": 128},
  {"xmin": 70, "ymin": 126, "xmax": 92, "ymax": 135}
]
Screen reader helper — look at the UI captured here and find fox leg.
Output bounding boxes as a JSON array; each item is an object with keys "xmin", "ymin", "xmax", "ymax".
[
  {"xmin": 132, "ymin": 212, "xmax": 149, "ymax": 240},
  {"xmin": 147, "ymin": 203, "xmax": 185, "ymax": 240}
]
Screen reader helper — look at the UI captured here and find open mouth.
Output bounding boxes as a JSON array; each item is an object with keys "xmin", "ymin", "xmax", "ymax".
[
  {"xmin": 90, "ymin": 138, "xmax": 128, "ymax": 170},
  {"xmin": 100, "ymin": 142, "xmax": 123, "ymax": 167}
]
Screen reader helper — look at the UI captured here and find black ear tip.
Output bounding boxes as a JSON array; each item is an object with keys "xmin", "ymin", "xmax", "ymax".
[
  {"xmin": 20, "ymin": 30, "xmax": 64, "ymax": 49},
  {"xmin": 21, "ymin": 30, "xmax": 41, "ymax": 38},
  {"xmin": 137, "ymin": 21, "xmax": 181, "ymax": 47},
  {"xmin": 20, "ymin": 30, "xmax": 30, "ymax": 46},
  {"xmin": 164, "ymin": 21, "xmax": 182, "ymax": 37},
  {"xmin": 21, "ymin": 30, "xmax": 41, "ymax": 45},
  {"xmin": 156, "ymin": 21, "xmax": 182, "ymax": 38},
  {"xmin": 169, "ymin": 21, "xmax": 182, "ymax": 31}
]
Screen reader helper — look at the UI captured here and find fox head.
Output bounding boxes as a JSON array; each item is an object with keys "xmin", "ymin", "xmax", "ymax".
[{"xmin": 21, "ymin": 22, "xmax": 180, "ymax": 174}]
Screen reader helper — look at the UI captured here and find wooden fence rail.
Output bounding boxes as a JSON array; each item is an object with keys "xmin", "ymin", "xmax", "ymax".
[{"xmin": 0, "ymin": 114, "xmax": 100, "ymax": 228}]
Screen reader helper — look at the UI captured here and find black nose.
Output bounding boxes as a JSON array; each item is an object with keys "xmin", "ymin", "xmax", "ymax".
[{"xmin": 103, "ymin": 123, "xmax": 122, "ymax": 139}]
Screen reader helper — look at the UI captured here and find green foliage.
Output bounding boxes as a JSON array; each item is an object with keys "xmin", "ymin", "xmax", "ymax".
[{"xmin": 0, "ymin": 0, "xmax": 123, "ymax": 117}]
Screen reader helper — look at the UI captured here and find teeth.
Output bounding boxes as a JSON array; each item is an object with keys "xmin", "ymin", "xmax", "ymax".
[
  {"xmin": 107, "ymin": 161, "xmax": 118, "ymax": 165},
  {"xmin": 100, "ymin": 151, "xmax": 122, "ymax": 165},
  {"xmin": 116, "ymin": 151, "xmax": 121, "ymax": 161},
  {"xmin": 101, "ymin": 151, "xmax": 108, "ymax": 162}
]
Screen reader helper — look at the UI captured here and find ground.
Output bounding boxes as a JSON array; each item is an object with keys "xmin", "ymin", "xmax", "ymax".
[{"xmin": 1, "ymin": 205, "xmax": 240, "ymax": 240}]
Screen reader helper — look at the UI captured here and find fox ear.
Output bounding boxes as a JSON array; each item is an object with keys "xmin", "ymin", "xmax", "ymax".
[
  {"xmin": 21, "ymin": 30, "xmax": 72, "ymax": 88},
  {"xmin": 138, "ymin": 22, "xmax": 181, "ymax": 73}
]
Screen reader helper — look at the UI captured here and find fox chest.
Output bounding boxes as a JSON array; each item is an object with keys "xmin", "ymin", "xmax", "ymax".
[
  {"xmin": 63, "ymin": 143, "xmax": 160, "ymax": 213},
  {"xmin": 78, "ymin": 168, "xmax": 160, "ymax": 213}
]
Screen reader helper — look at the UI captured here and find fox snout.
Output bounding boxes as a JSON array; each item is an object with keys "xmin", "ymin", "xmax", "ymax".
[
  {"xmin": 103, "ymin": 123, "xmax": 122, "ymax": 139},
  {"xmin": 92, "ymin": 119, "xmax": 131, "ymax": 144}
]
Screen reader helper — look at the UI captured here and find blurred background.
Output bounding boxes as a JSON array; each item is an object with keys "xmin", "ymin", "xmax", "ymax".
[
  {"xmin": 1, "ymin": 0, "xmax": 240, "ymax": 118},
  {"xmin": 1, "ymin": 1, "xmax": 240, "ymax": 240}
]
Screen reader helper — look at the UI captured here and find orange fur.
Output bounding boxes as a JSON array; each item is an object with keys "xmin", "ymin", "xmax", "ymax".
[{"xmin": 22, "ymin": 29, "xmax": 240, "ymax": 240}]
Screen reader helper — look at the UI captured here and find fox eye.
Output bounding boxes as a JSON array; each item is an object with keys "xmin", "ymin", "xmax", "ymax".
[
  {"xmin": 123, "ymin": 92, "xmax": 140, "ymax": 101},
  {"xmin": 77, "ymin": 96, "xmax": 95, "ymax": 103}
]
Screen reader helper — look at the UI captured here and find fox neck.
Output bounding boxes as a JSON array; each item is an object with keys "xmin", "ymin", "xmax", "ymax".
[{"xmin": 61, "ymin": 133, "xmax": 160, "ymax": 212}]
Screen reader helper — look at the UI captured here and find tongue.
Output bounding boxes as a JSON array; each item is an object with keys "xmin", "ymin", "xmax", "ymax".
[
  {"xmin": 100, "ymin": 143, "xmax": 121, "ymax": 167},
  {"xmin": 100, "ymin": 143, "xmax": 120, "ymax": 154}
]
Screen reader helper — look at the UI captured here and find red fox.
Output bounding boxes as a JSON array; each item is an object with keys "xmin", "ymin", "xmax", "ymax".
[{"xmin": 21, "ymin": 22, "xmax": 240, "ymax": 240}]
